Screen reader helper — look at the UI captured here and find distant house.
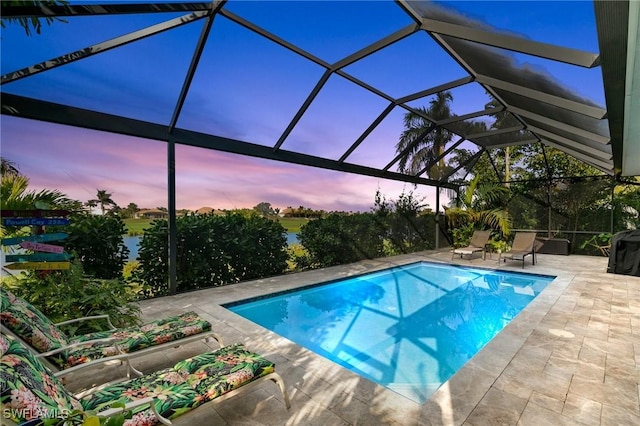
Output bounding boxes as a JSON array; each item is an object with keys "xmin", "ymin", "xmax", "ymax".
[
  {"xmin": 195, "ymin": 207, "xmax": 226, "ymax": 215},
  {"xmin": 135, "ymin": 209, "xmax": 168, "ymax": 219},
  {"xmin": 280, "ymin": 208, "xmax": 294, "ymax": 217}
]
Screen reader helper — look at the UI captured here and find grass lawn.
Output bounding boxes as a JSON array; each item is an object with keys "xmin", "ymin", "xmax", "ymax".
[
  {"xmin": 124, "ymin": 216, "xmax": 310, "ymax": 235},
  {"xmin": 277, "ymin": 217, "xmax": 310, "ymax": 233},
  {"xmin": 123, "ymin": 218, "xmax": 153, "ymax": 235}
]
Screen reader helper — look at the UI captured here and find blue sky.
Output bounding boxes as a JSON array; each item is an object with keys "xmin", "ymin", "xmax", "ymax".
[{"xmin": 0, "ymin": 0, "xmax": 604, "ymax": 212}]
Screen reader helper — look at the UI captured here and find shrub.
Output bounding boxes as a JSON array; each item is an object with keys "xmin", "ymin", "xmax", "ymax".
[
  {"xmin": 134, "ymin": 212, "xmax": 288, "ymax": 297},
  {"xmin": 297, "ymin": 213, "xmax": 385, "ymax": 268},
  {"xmin": 64, "ymin": 213, "xmax": 129, "ymax": 279},
  {"xmin": 5, "ymin": 261, "xmax": 140, "ymax": 335},
  {"xmin": 372, "ymin": 188, "xmax": 436, "ymax": 255},
  {"xmin": 381, "ymin": 213, "xmax": 436, "ymax": 254},
  {"xmin": 451, "ymin": 223, "xmax": 476, "ymax": 248}
]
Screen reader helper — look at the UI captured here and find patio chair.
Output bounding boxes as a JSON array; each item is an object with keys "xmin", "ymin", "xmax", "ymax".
[
  {"xmin": 451, "ymin": 230, "xmax": 491, "ymax": 261},
  {"xmin": 500, "ymin": 232, "xmax": 538, "ymax": 268},
  {"xmin": 0, "ymin": 333, "xmax": 290, "ymax": 426},
  {"xmin": 0, "ymin": 288, "xmax": 223, "ymax": 376}
]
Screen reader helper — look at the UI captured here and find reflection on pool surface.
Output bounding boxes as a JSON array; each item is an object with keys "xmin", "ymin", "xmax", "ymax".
[{"xmin": 226, "ymin": 261, "xmax": 555, "ymax": 403}]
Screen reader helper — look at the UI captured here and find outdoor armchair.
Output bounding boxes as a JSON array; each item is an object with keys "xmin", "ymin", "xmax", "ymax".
[
  {"xmin": 0, "ymin": 288, "xmax": 222, "ymax": 376},
  {"xmin": 500, "ymin": 232, "xmax": 538, "ymax": 268},
  {"xmin": 451, "ymin": 230, "xmax": 491, "ymax": 261},
  {"xmin": 0, "ymin": 333, "xmax": 290, "ymax": 426}
]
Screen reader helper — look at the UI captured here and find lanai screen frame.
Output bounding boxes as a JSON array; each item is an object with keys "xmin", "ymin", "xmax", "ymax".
[{"xmin": 0, "ymin": 1, "xmax": 631, "ymax": 294}]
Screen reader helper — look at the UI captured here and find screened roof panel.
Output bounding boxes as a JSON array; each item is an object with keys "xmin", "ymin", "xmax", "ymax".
[
  {"xmin": 0, "ymin": 11, "xmax": 191, "ymax": 74},
  {"xmin": 176, "ymin": 15, "xmax": 325, "ymax": 146},
  {"xmin": 445, "ymin": 117, "xmax": 488, "ymax": 138},
  {"xmin": 493, "ymin": 89, "xmax": 610, "ymax": 138},
  {"xmin": 438, "ymin": 82, "xmax": 495, "ymax": 116},
  {"xmin": 541, "ymin": 139, "xmax": 613, "ymax": 174},
  {"xmin": 342, "ymin": 31, "xmax": 468, "ymax": 99},
  {"xmin": 405, "ymin": 82, "xmax": 494, "ymax": 121},
  {"xmin": 221, "ymin": 0, "xmax": 413, "ymax": 64},
  {"xmin": 3, "ymin": 15, "xmax": 203, "ymax": 124},
  {"xmin": 523, "ymin": 118, "xmax": 611, "ymax": 155},
  {"xmin": 344, "ymin": 106, "xmax": 408, "ymax": 170},
  {"xmin": 426, "ymin": 0, "xmax": 600, "ymax": 52},
  {"xmin": 482, "ymin": 110, "xmax": 521, "ymax": 130},
  {"xmin": 281, "ymin": 74, "xmax": 390, "ymax": 160},
  {"xmin": 471, "ymin": 129, "xmax": 537, "ymax": 148},
  {"xmin": 422, "ymin": 140, "xmax": 481, "ymax": 181},
  {"xmin": 1, "ymin": 0, "xmax": 635, "ymax": 191},
  {"xmin": 438, "ymin": 35, "xmax": 603, "ymax": 108}
]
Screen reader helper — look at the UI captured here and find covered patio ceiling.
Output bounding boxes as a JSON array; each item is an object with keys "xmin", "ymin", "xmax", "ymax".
[{"xmin": 1, "ymin": 0, "xmax": 638, "ymax": 190}]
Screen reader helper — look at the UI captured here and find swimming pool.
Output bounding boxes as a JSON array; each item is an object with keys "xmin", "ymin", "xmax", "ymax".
[{"xmin": 225, "ymin": 261, "xmax": 555, "ymax": 403}]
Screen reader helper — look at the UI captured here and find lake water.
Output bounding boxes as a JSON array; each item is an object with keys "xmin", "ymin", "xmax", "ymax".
[{"xmin": 123, "ymin": 232, "xmax": 299, "ymax": 261}]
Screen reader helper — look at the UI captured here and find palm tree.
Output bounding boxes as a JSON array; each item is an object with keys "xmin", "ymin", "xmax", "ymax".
[
  {"xmin": 484, "ymin": 98, "xmax": 526, "ymax": 185},
  {"xmin": 1, "ymin": 157, "xmax": 20, "ymax": 177},
  {"xmin": 396, "ymin": 91, "xmax": 455, "ymax": 178},
  {"xmin": 445, "ymin": 175, "xmax": 512, "ymax": 239},
  {"xmin": 1, "ymin": 173, "xmax": 70, "ymax": 238},
  {"xmin": 87, "ymin": 189, "xmax": 117, "ymax": 215},
  {"xmin": 0, "ymin": 0, "xmax": 68, "ymax": 36}
]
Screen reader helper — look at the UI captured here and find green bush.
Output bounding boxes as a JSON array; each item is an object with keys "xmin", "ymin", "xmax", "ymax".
[
  {"xmin": 134, "ymin": 212, "xmax": 288, "ymax": 297},
  {"xmin": 451, "ymin": 223, "xmax": 476, "ymax": 248},
  {"xmin": 5, "ymin": 261, "xmax": 140, "ymax": 335},
  {"xmin": 381, "ymin": 213, "xmax": 436, "ymax": 254},
  {"xmin": 64, "ymin": 213, "xmax": 129, "ymax": 279},
  {"xmin": 296, "ymin": 213, "xmax": 385, "ymax": 268},
  {"xmin": 371, "ymin": 188, "xmax": 436, "ymax": 256}
]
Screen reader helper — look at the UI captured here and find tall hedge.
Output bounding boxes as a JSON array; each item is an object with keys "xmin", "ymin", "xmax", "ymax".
[
  {"xmin": 297, "ymin": 213, "xmax": 385, "ymax": 268},
  {"xmin": 64, "ymin": 213, "xmax": 129, "ymax": 279},
  {"xmin": 134, "ymin": 212, "xmax": 288, "ymax": 297}
]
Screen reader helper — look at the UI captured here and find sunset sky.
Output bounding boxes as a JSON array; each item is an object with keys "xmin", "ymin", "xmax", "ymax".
[{"xmin": 0, "ymin": 1, "xmax": 604, "ymax": 212}]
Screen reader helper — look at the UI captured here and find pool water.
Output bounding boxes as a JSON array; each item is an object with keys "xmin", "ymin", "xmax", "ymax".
[{"xmin": 226, "ymin": 262, "xmax": 555, "ymax": 403}]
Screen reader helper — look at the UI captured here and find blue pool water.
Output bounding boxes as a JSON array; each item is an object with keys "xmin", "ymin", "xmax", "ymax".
[{"xmin": 226, "ymin": 262, "xmax": 555, "ymax": 403}]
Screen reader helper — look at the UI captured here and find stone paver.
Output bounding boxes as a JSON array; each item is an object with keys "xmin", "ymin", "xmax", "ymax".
[{"xmin": 63, "ymin": 251, "xmax": 640, "ymax": 425}]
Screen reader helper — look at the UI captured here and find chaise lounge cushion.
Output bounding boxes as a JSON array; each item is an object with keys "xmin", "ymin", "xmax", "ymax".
[
  {"xmin": 1, "ymin": 333, "xmax": 282, "ymax": 425},
  {"xmin": 1, "ymin": 288, "xmax": 213, "ymax": 369},
  {"xmin": 0, "ymin": 288, "xmax": 69, "ymax": 353},
  {"xmin": 62, "ymin": 311, "xmax": 212, "ymax": 368},
  {"xmin": 0, "ymin": 334, "xmax": 82, "ymax": 424},
  {"xmin": 80, "ymin": 343, "xmax": 276, "ymax": 423}
]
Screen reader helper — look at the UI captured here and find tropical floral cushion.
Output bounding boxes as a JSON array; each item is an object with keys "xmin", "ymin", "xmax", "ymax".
[
  {"xmin": 50, "ymin": 311, "xmax": 213, "ymax": 369},
  {"xmin": 0, "ymin": 288, "xmax": 69, "ymax": 353},
  {"xmin": 80, "ymin": 343, "xmax": 277, "ymax": 424},
  {"xmin": 1, "ymin": 288, "xmax": 214, "ymax": 370},
  {"xmin": 0, "ymin": 333, "xmax": 82, "ymax": 424}
]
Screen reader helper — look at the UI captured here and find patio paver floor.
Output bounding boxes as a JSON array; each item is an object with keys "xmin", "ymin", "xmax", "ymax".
[{"xmin": 65, "ymin": 250, "xmax": 640, "ymax": 425}]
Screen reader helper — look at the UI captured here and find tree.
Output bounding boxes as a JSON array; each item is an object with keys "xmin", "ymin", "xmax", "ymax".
[
  {"xmin": 445, "ymin": 175, "xmax": 512, "ymax": 245},
  {"xmin": 0, "ymin": 0, "xmax": 68, "ymax": 36},
  {"xmin": 87, "ymin": 189, "xmax": 117, "ymax": 215},
  {"xmin": 614, "ymin": 178, "xmax": 640, "ymax": 230},
  {"xmin": 396, "ymin": 91, "xmax": 455, "ymax": 178},
  {"xmin": 121, "ymin": 202, "xmax": 139, "ymax": 219},
  {"xmin": 0, "ymin": 158, "xmax": 69, "ymax": 212},
  {"xmin": 1, "ymin": 157, "xmax": 20, "ymax": 177},
  {"xmin": 1, "ymin": 163, "xmax": 73, "ymax": 238},
  {"xmin": 254, "ymin": 202, "xmax": 275, "ymax": 217},
  {"xmin": 483, "ymin": 99, "xmax": 527, "ymax": 185}
]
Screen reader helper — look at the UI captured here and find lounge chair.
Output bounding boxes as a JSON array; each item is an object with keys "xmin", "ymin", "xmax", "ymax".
[
  {"xmin": 0, "ymin": 333, "xmax": 290, "ymax": 426},
  {"xmin": 451, "ymin": 230, "xmax": 491, "ymax": 261},
  {"xmin": 0, "ymin": 288, "xmax": 222, "ymax": 376},
  {"xmin": 500, "ymin": 232, "xmax": 538, "ymax": 268}
]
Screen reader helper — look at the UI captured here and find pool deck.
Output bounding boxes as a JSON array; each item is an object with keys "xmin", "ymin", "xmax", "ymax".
[{"xmin": 66, "ymin": 250, "xmax": 640, "ymax": 425}]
